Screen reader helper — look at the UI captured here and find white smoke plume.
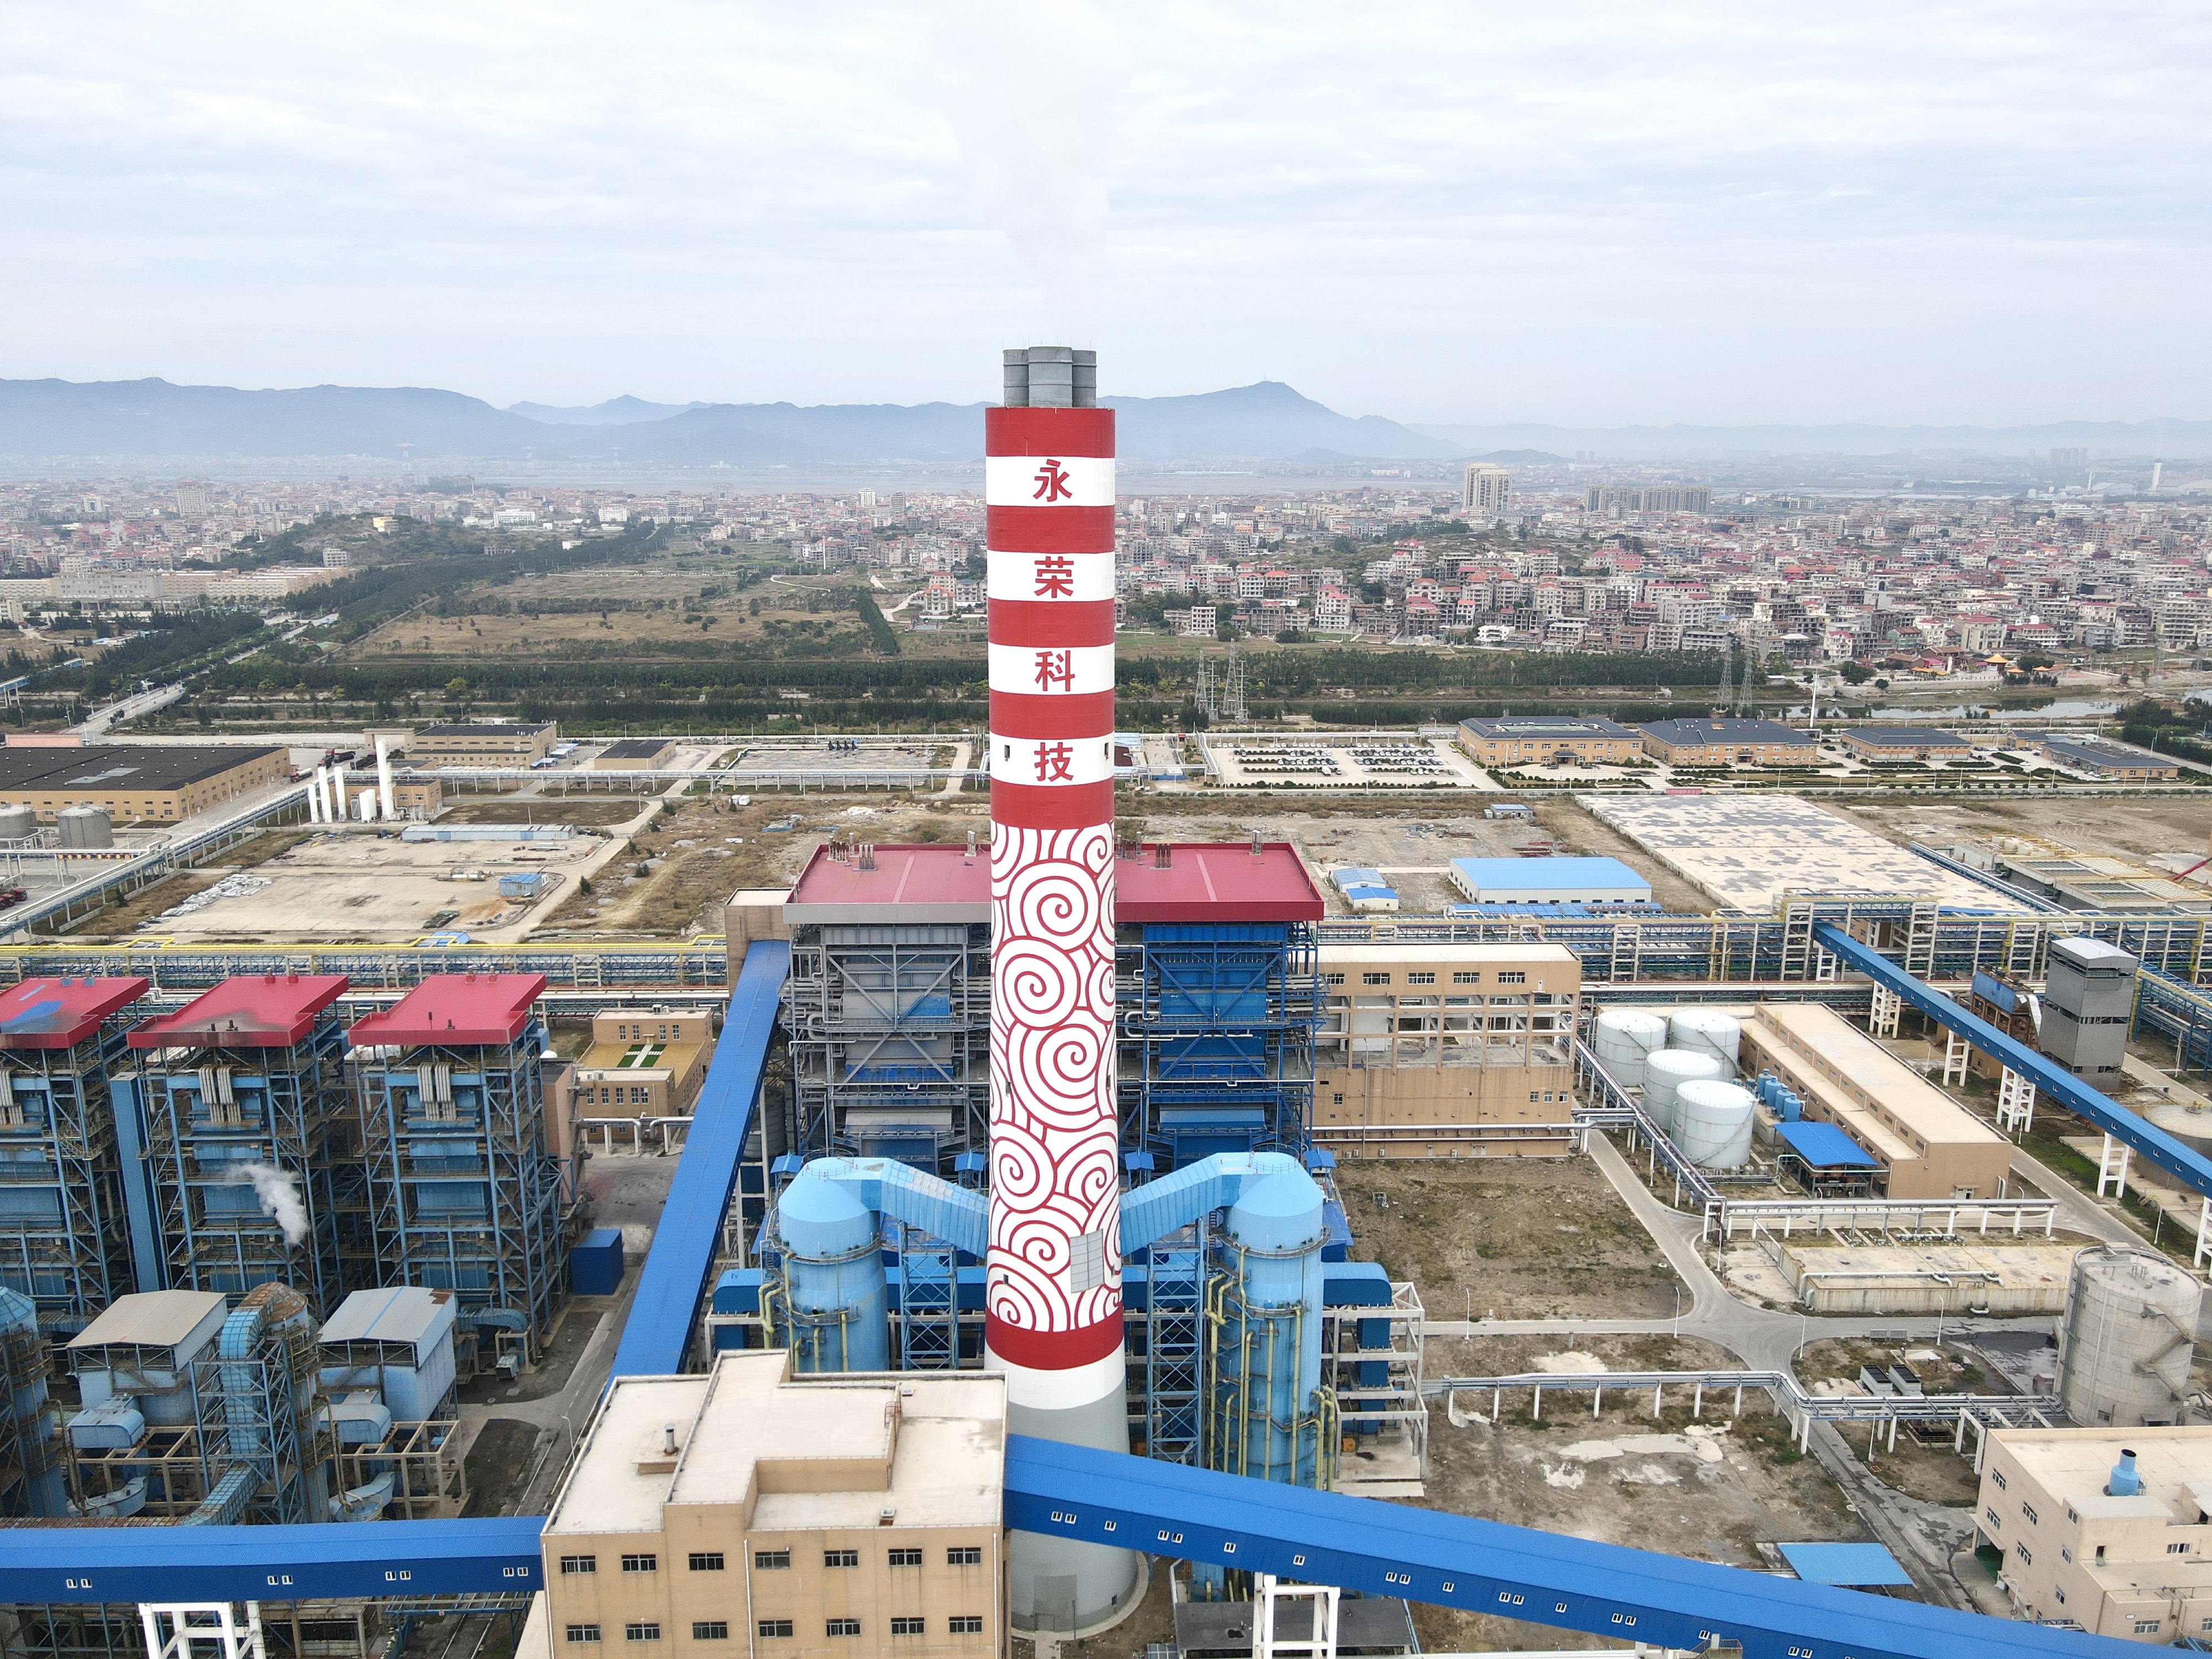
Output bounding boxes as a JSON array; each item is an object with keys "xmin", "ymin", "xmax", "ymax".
[
  {"xmin": 236, "ymin": 1161, "xmax": 310, "ymax": 1248},
  {"xmin": 942, "ymin": 0, "xmax": 1124, "ymax": 337}
]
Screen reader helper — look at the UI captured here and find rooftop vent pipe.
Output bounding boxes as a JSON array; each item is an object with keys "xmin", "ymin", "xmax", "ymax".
[{"xmin": 2108, "ymin": 1448, "xmax": 2142, "ymax": 1496}]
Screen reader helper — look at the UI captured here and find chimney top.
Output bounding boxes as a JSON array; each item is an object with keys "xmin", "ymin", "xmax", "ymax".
[{"xmin": 1002, "ymin": 346, "xmax": 1097, "ymax": 410}]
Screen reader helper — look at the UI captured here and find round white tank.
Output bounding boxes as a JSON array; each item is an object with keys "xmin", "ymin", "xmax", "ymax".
[
  {"xmin": 1673, "ymin": 1079, "xmax": 1756, "ymax": 1169},
  {"xmin": 56, "ymin": 806, "xmax": 113, "ymax": 850},
  {"xmin": 2058, "ymin": 1244, "xmax": 2202, "ymax": 1428},
  {"xmin": 1592, "ymin": 1010, "xmax": 1670, "ymax": 1090},
  {"xmin": 1644, "ymin": 1048, "xmax": 1726, "ymax": 1136},
  {"xmin": 0, "ymin": 804, "xmax": 35, "ymax": 842},
  {"xmin": 2144, "ymin": 1102, "xmax": 2212, "ymax": 1157},
  {"xmin": 1669, "ymin": 1009, "xmax": 1741, "ymax": 1074}
]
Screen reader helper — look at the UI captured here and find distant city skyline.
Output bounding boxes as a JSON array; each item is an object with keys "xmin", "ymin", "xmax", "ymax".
[{"xmin": 4, "ymin": 3, "xmax": 2207, "ymax": 427}]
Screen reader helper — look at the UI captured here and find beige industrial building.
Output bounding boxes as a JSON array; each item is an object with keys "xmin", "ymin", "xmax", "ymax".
[
  {"xmin": 1454, "ymin": 716, "xmax": 1640, "ymax": 768},
  {"xmin": 409, "ymin": 721, "xmax": 561, "ymax": 766},
  {"xmin": 1312, "ymin": 942, "xmax": 1581, "ymax": 1156},
  {"xmin": 1742, "ymin": 1004, "xmax": 2011, "ymax": 1199},
  {"xmin": 1636, "ymin": 718, "xmax": 1819, "ymax": 767},
  {"xmin": 541, "ymin": 1352, "xmax": 1006, "ymax": 1659},
  {"xmin": 594, "ymin": 738, "xmax": 680, "ymax": 771},
  {"xmin": 574, "ymin": 1008, "xmax": 715, "ymax": 1118},
  {"xmin": 1974, "ymin": 1426, "xmax": 2212, "ymax": 1642},
  {"xmin": 392, "ymin": 775, "xmax": 445, "ymax": 820},
  {"xmin": 0, "ymin": 743, "xmax": 288, "ymax": 823}
]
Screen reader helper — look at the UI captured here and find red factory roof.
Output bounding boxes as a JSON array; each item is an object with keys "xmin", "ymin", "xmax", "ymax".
[
  {"xmin": 128, "ymin": 974, "xmax": 351, "ymax": 1050},
  {"xmin": 1118, "ymin": 843, "xmax": 1325, "ymax": 924},
  {"xmin": 0, "ymin": 977, "xmax": 153, "ymax": 1051},
  {"xmin": 346, "ymin": 973, "xmax": 550, "ymax": 1048},
  {"xmin": 786, "ymin": 843, "xmax": 992, "ymax": 921}
]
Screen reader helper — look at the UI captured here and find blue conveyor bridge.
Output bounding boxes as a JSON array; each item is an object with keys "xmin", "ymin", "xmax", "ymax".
[{"xmin": 0, "ymin": 940, "xmax": 2154, "ymax": 1658}]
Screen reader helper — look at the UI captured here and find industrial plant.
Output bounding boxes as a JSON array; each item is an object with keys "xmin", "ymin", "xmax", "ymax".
[{"xmin": 6, "ymin": 350, "xmax": 2212, "ymax": 1659}]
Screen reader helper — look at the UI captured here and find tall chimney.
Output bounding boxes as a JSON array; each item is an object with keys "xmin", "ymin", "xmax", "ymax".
[{"xmin": 985, "ymin": 345, "xmax": 1134, "ymax": 1627}]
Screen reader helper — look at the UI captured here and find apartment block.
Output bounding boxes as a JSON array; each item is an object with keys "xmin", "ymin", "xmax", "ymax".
[
  {"xmin": 1312, "ymin": 942, "xmax": 1580, "ymax": 1157},
  {"xmin": 541, "ymin": 1352, "xmax": 1007, "ymax": 1659}
]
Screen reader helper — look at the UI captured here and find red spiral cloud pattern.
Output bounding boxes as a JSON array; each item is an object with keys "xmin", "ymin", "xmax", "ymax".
[{"xmin": 988, "ymin": 821, "xmax": 1120, "ymax": 1337}]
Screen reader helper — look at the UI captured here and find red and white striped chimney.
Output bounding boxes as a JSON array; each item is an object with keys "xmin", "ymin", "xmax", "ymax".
[{"xmin": 984, "ymin": 345, "xmax": 1137, "ymax": 1629}]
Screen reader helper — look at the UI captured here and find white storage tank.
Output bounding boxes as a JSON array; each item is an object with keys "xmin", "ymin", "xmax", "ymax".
[
  {"xmin": 2143, "ymin": 1102, "xmax": 2212, "ymax": 1158},
  {"xmin": 1673, "ymin": 1079, "xmax": 1756, "ymax": 1170},
  {"xmin": 0, "ymin": 804, "xmax": 35, "ymax": 842},
  {"xmin": 2057, "ymin": 1244, "xmax": 2202, "ymax": 1428},
  {"xmin": 1669, "ymin": 1009, "xmax": 1740, "ymax": 1075},
  {"xmin": 1592, "ymin": 1009, "xmax": 1670, "ymax": 1090},
  {"xmin": 1644, "ymin": 1048, "xmax": 1726, "ymax": 1136},
  {"xmin": 57, "ymin": 806, "xmax": 113, "ymax": 849}
]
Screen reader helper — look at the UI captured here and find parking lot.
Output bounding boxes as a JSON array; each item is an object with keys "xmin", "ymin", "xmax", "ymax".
[{"xmin": 1202, "ymin": 734, "xmax": 1493, "ymax": 790}]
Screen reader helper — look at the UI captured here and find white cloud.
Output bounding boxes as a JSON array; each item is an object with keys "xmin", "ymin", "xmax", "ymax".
[{"xmin": 1, "ymin": 1, "xmax": 2206, "ymax": 423}]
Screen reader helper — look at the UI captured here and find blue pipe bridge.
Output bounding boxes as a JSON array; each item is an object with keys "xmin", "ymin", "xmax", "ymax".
[{"xmin": 0, "ymin": 939, "xmax": 2156, "ymax": 1657}]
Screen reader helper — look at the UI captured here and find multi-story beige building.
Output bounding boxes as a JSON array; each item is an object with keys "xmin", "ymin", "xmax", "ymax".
[
  {"xmin": 573, "ymin": 1008, "xmax": 716, "ymax": 1119},
  {"xmin": 1974, "ymin": 1426, "xmax": 2212, "ymax": 1642},
  {"xmin": 541, "ymin": 1353, "xmax": 1006, "ymax": 1659},
  {"xmin": 409, "ymin": 721, "xmax": 560, "ymax": 766},
  {"xmin": 1312, "ymin": 942, "xmax": 1580, "ymax": 1157},
  {"xmin": 1742, "ymin": 1004, "xmax": 2011, "ymax": 1199}
]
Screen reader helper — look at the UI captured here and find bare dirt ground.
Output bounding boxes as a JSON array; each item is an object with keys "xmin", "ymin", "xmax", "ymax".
[
  {"xmin": 1792, "ymin": 1338, "xmax": 1991, "ymax": 1508},
  {"xmin": 441, "ymin": 796, "xmax": 647, "ymax": 827},
  {"xmin": 1408, "ymin": 1333, "xmax": 1864, "ymax": 1651},
  {"xmin": 1343, "ymin": 1157, "xmax": 1684, "ymax": 1320},
  {"xmin": 535, "ymin": 791, "xmax": 990, "ymax": 936},
  {"xmin": 1124, "ymin": 795, "xmax": 1705, "ymax": 914},
  {"xmin": 1834, "ymin": 795, "xmax": 2212, "ymax": 865}
]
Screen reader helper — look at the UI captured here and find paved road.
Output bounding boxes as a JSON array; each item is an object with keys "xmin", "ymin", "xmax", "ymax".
[
  {"xmin": 72, "ymin": 681, "xmax": 185, "ymax": 737},
  {"xmin": 1421, "ymin": 1131, "xmax": 2058, "ymax": 1609},
  {"xmin": 457, "ymin": 1155, "xmax": 680, "ymax": 1515}
]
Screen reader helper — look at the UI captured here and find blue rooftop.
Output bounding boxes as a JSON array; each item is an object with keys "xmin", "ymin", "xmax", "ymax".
[
  {"xmin": 1776, "ymin": 1541, "xmax": 1913, "ymax": 1587},
  {"xmin": 1776, "ymin": 1121, "xmax": 1881, "ymax": 1169},
  {"xmin": 1451, "ymin": 855, "xmax": 1651, "ymax": 898}
]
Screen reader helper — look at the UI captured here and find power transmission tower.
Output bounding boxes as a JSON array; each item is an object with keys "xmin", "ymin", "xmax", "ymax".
[
  {"xmin": 1221, "ymin": 648, "xmax": 1248, "ymax": 723},
  {"xmin": 1196, "ymin": 654, "xmax": 1216, "ymax": 721},
  {"xmin": 1715, "ymin": 638, "xmax": 1733, "ymax": 714}
]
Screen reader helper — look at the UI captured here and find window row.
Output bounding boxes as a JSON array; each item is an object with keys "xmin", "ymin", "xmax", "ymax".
[
  {"xmin": 562, "ymin": 1547, "xmax": 984, "ymax": 1577},
  {"xmin": 752, "ymin": 1546, "xmax": 982, "ymax": 1569}
]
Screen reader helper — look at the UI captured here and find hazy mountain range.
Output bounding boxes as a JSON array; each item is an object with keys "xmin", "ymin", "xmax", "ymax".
[{"xmin": 0, "ymin": 375, "xmax": 2204, "ymax": 466}]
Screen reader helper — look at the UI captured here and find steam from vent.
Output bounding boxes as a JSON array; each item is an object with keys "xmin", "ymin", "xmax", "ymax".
[
  {"xmin": 943, "ymin": 0, "xmax": 1122, "ymax": 334},
  {"xmin": 236, "ymin": 1161, "xmax": 310, "ymax": 1248}
]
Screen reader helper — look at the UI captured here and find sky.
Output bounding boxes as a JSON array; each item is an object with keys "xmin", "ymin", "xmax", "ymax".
[{"xmin": 4, "ymin": 2, "xmax": 2209, "ymax": 427}]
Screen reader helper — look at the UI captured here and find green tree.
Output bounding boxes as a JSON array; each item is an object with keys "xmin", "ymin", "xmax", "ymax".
[
  {"xmin": 446, "ymin": 676, "xmax": 469, "ymax": 698},
  {"xmin": 1838, "ymin": 660, "xmax": 1874, "ymax": 685}
]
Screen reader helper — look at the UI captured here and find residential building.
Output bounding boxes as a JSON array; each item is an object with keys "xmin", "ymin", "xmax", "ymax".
[{"xmin": 1460, "ymin": 464, "xmax": 1512, "ymax": 518}]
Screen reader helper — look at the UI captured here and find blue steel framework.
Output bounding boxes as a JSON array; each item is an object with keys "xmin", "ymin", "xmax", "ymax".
[
  {"xmin": 122, "ymin": 1010, "xmax": 360, "ymax": 1314},
  {"xmin": 0, "ymin": 1009, "xmax": 143, "ymax": 1329},
  {"xmin": 1118, "ymin": 923, "xmax": 1319, "ymax": 1161},
  {"xmin": 783, "ymin": 919, "xmax": 990, "ymax": 1165},
  {"xmin": 0, "ymin": 937, "xmax": 2165, "ymax": 1659},
  {"xmin": 356, "ymin": 1025, "xmax": 565, "ymax": 1363}
]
